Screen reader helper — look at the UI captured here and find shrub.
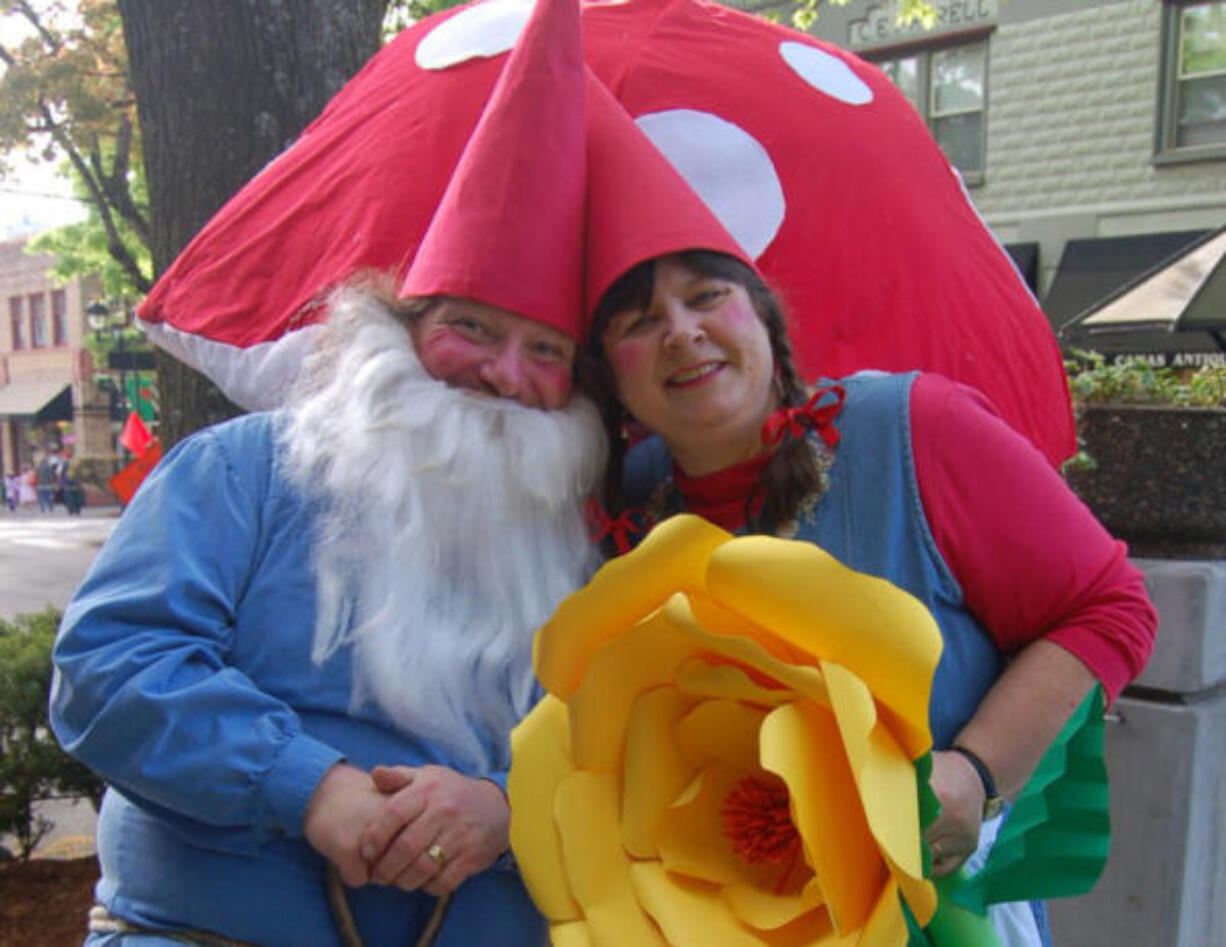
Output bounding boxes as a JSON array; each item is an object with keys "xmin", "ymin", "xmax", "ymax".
[
  {"xmin": 1065, "ymin": 351, "xmax": 1226, "ymax": 408},
  {"xmin": 0, "ymin": 609, "xmax": 104, "ymax": 860}
]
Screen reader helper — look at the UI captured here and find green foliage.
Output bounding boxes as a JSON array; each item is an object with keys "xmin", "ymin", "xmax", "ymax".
[
  {"xmin": 1063, "ymin": 351, "xmax": 1226, "ymax": 474},
  {"xmin": 1, "ymin": 0, "xmax": 151, "ymax": 291},
  {"xmin": 0, "ymin": 609, "xmax": 104, "ymax": 861},
  {"xmin": 789, "ymin": 0, "xmax": 936, "ymax": 33},
  {"xmin": 1065, "ymin": 351, "xmax": 1226, "ymax": 408},
  {"xmin": 26, "ymin": 193, "xmax": 150, "ymax": 299},
  {"xmin": 382, "ymin": 0, "xmax": 466, "ymax": 37}
]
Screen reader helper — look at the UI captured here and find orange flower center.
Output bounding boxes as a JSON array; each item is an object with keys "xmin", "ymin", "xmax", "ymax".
[{"xmin": 721, "ymin": 773, "xmax": 801, "ymax": 866}]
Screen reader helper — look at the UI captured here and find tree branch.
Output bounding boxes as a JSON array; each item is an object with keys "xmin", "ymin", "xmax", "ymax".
[
  {"xmin": 15, "ymin": 1, "xmax": 62, "ymax": 54},
  {"xmin": 47, "ymin": 103, "xmax": 150, "ymax": 292},
  {"xmin": 103, "ymin": 113, "xmax": 150, "ymax": 245}
]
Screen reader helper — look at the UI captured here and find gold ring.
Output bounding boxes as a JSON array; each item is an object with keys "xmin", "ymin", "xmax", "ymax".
[{"xmin": 426, "ymin": 843, "xmax": 446, "ymax": 865}]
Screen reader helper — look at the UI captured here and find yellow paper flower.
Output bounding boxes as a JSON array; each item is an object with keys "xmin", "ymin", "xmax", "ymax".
[{"xmin": 509, "ymin": 515, "xmax": 944, "ymax": 946}]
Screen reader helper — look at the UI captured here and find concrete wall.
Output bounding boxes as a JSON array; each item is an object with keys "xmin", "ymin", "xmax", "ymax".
[{"xmin": 1048, "ymin": 560, "xmax": 1226, "ymax": 947}]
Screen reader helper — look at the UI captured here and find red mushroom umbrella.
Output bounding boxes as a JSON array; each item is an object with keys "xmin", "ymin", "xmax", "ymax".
[{"xmin": 139, "ymin": 0, "xmax": 1074, "ymax": 465}]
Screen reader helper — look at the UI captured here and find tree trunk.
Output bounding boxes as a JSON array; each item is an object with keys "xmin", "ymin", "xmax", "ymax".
[{"xmin": 118, "ymin": 0, "xmax": 387, "ymax": 446}]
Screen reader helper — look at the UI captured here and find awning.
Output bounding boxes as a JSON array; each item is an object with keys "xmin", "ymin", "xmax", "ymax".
[
  {"xmin": 1074, "ymin": 228, "xmax": 1226, "ymax": 333},
  {"xmin": 1048, "ymin": 229, "xmax": 1226, "ymax": 362},
  {"xmin": 1043, "ymin": 230, "xmax": 1209, "ymax": 332},
  {"xmin": 1004, "ymin": 242, "xmax": 1039, "ymax": 293},
  {"xmin": 0, "ymin": 379, "xmax": 71, "ymax": 418},
  {"xmin": 1174, "ymin": 229, "xmax": 1226, "ymax": 335}
]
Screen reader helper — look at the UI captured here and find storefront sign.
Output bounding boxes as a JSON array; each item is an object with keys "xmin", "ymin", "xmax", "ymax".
[
  {"xmin": 849, "ymin": 0, "xmax": 999, "ymax": 50},
  {"xmin": 1108, "ymin": 351, "xmax": 1226, "ymax": 368}
]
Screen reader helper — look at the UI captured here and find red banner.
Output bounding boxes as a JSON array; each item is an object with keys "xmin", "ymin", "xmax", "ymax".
[{"xmin": 108, "ymin": 439, "xmax": 162, "ymax": 506}]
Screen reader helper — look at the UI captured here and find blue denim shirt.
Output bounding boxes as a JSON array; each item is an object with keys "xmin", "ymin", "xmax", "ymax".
[{"xmin": 51, "ymin": 412, "xmax": 543, "ymax": 947}]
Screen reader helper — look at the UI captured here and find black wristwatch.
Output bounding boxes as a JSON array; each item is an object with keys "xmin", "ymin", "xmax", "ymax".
[{"xmin": 951, "ymin": 745, "xmax": 1005, "ymax": 820}]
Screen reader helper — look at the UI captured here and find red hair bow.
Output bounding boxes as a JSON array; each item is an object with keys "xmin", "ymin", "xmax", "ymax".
[
  {"xmin": 761, "ymin": 385, "xmax": 846, "ymax": 450},
  {"xmin": 586, "ymin": 498, "xmax": 643, "ymax": 555}
]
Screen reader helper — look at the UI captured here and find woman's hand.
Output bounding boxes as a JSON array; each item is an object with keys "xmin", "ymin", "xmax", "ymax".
[
  {"xmin": 360, "ymin": 764, "xmax": 510, "ymax": 896},
  {"xmin": 923, "ymin": 749, "xmax": 985, "ymax": 878}
]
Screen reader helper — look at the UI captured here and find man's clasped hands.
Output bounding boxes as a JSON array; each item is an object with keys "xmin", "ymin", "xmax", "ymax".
[{"xmin": 305, "ymin": 762, "xmax": 509, "ymax": 897}]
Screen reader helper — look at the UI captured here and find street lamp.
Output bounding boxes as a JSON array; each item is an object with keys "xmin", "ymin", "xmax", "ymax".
[{"xmin": 85, "ymin": 299, "xmax": 129, "ymax": 422}]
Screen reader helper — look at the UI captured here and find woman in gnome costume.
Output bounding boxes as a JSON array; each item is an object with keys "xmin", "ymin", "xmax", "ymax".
[
  {"xmin": 567, "ymin": 56, "xmax": 1156, "ymax": 947},
  {"xmin": 49, "ymin": 0, "xmax": 605, "ymax": 944}
]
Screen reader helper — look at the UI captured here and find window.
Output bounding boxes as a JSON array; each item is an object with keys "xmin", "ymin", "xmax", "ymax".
[
  {"xmin": 1158, "ymin": 1, "xmax": 1226, "ymax": 160},
  {"xmin": 9, "ymin": 297, "xmax": 24, "ymax": 350},
  {"xmin": 51, "ymin": 290, "xmax": 67, "ymax": 346},
  {"xmin": 874, "ymin": 41, "xmax": 988, "ymax": 182},
  {"xmin": 29, "ymin": 294, "xmax": 47, "ymax": 348}
]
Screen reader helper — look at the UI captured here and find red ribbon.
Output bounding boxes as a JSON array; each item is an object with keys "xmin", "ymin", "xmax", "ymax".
[
  {"xmin": 761, "ymin": 385, "xmax": 846, "ymax": 449},
  {"xmin": 586, "ymin": 498, "xmax": 642, "ymax": 555}
]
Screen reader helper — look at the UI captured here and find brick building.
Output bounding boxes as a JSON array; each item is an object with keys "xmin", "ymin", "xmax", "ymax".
[
  {"xmin": 783, "ymin": 0, "xmax": 1226, "ymax": 360},
  {"xmin": 0, "ymin": 237, "xmax": 113, "ymax": 479}
]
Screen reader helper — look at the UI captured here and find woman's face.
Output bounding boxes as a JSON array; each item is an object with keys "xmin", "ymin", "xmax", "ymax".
[{"xmin": 600, "ymin": 256, "xmax": 777, "ymax": 470}]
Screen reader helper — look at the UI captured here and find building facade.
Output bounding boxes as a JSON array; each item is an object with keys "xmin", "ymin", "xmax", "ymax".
[
  {"xmin": 0, "ymin": 237, "xmax": 113, "ymax": 479},
  {"xmin": 794, "ymin": 0, "xmax": 1226, "ymax": 358}
]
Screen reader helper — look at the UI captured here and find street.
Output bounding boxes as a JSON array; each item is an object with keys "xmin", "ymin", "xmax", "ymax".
[
  {"xmin": 0, "ymin": 507, "xmax": 119, "ymax": 619},
  {"xmin": 1, "ymin": 506, "xmax": 119, "ymax": 859}
]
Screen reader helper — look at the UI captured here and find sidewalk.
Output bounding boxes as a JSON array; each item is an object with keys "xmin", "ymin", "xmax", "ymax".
[{"xmin": 1, "ymin": 504, "xmax": 121, "ymax": 520}]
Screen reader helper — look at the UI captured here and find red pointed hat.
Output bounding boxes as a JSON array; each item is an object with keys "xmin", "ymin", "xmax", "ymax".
[
  {"xmin": 399, "ymin": 0, "xmax": 585, "ymax": 340},
  {"xmin": 583, "ymin": 72, "xmax": 752, "ymax": 318}
]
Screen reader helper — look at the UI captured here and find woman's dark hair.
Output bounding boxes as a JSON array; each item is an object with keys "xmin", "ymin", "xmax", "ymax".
[{"xmin": 583, "ymin": 250, "xmax": 826, "ymax": 532}]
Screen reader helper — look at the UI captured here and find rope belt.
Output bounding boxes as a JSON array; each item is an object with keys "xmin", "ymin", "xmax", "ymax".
[
  {"xmin": 88, "ymin": 906, "xmax": 259, "ymax": 947},
  {"xmin": 89, "ymin": 871, "xmax": 451, "ymax": 947}
]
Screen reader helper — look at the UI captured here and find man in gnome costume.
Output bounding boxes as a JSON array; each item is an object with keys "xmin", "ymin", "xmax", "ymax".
[{"xmin": 48, "ymin": 0, "xmax": 603, "ymax": 943}]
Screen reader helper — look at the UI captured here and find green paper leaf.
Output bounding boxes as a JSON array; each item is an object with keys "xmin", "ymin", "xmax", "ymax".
[
  {"xmin": 951, "ymin": 685, "xmax": 1110, "ymax": 912},
  {"xmin": 916, "ymin": 750, "xmax": 940, "ymax": 878},
  {"xmin": 905, "ymin": 877, "xmax": 1001, "ymax": 947},
  {"xmin": 927, "ymin": 874, "xmax": 1002, "ymax": 945}
]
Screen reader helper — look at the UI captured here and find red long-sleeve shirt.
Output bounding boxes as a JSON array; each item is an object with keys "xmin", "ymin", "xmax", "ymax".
[{"xmin": 673, "ymin": 374, "xmax": 1157, "ymax": 702}]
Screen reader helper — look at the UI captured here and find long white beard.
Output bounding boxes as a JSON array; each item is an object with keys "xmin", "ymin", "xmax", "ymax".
[{"xmin": 278, "ymin": 290, "xmax": 606, "ymax": 772}]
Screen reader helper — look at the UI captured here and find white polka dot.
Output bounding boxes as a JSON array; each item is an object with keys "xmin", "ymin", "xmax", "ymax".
[
  {"xmin": 779, "ymin": 41, "xmax": 873, "ymax": 106},
  {"xmin": 415, "ymin": 0, "xmax": 534, "ymax": 71},
  {"xmin": 635, "ymin": 110, "xmax": 785, "ymax": 260}
]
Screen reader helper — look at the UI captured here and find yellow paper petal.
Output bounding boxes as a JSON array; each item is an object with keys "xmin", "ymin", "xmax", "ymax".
[
  {"xmin": 678, "ymin": 594, "xmax": 830, "ymax": 706},
  {"xmin": 675, "ymin": 698, "xmax": 765, "ymax": 773},
  {"xmin": 629, "ymin": 861, "xmax": 764, "ymax": 947},
  {"xmin": 550, "ymin": 921, "xmax": 593, "ymax": 947},
  {"xmin": 675, "ymin": 659, "xmax": 797, "ymax": 708},
  {"xmin": 759, "ymin": 908, "xmax": 851, "ymax": 947},
  {"xmin": 822, "ymin": 661, "xmax": 923, "ymax": 878},
  {"xmin": 554, "ymin": 770, "xmax": 668, "ymax": 947},
  {"xmin": 723, "ymin": 874, "xmax": 825, "ymax": 931},
  {"xmin": 689, "ymin": 594, "xmax": 828, "ymax": 673},
  {"xmin": 509, "ymin": 696, "xmax": 581, "ymax": 921},
  {"xmin": 855, "ymin": 877, "xmax": 909, "ymax": 947},
  {"xmin": 568, "ymin": 598, "xmax": 706, "ymax": 771},
  {"xmin": 891, "ymin": 861, "xmax": 937, "ymax": 927},
  {"xmin": 536, "ymin": 515, "xmax": 730, "ymax": 697},
  {"xmin": 622, "ymin": 687, "xmax": 698, "ymax": 858},
  {"xmin": 706, "ymin": 536, "xmax": 941, "ymax": 759},
  {"xmin": 760, "ymin": 701, "xmax": 886, "ymax": 935}
]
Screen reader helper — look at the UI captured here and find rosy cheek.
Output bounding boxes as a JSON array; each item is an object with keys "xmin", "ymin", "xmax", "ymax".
[
  {"xmin": 416, "ymin": 331, "xmax": 481, "ymax": 383},
  {"xmin": 527, "ymin": 363, "xmax": 574, "ymax": 409},
  {"xmin": 605, "ymin": 339, "xmax": 650, "ymax": 386},
  {"xmin": 723, "ymin": 302, "xmax": 758, "ymax": 329}
]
